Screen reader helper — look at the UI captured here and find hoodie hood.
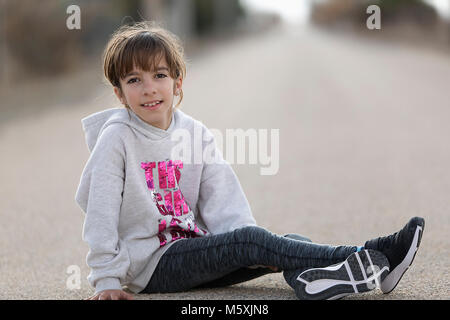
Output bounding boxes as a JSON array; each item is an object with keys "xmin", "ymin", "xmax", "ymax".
[{"xmin": 81, "ymin": 107, "xmax": 177, "ymax": 152}]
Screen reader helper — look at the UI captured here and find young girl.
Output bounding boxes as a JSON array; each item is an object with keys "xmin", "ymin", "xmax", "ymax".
[{"xmin": 75, "ymin": 21, "xmax": 425, "ymax": 300}]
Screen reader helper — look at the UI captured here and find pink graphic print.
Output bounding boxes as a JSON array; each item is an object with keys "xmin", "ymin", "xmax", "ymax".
[{"xmin": 141, "ymin": 160, "xmax": 206, "ymax": 247}]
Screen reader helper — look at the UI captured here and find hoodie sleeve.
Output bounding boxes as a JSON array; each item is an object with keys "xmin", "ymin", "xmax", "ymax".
[
  {"xmin": 75, "ymin": 124, "xmax": 130, "ymax": 293},
  {"xmin": 196, "ymin": 126, "xmax": 257, "ymax": 234}
]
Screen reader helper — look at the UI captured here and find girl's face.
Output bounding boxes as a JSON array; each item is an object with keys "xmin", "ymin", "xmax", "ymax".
[{"xmin": 114, "ymin": 56, "xmax": 182, "ymax": 130}]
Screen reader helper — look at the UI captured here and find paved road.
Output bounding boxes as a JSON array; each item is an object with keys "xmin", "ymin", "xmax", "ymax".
[{"xmin": 1, "ymin": 23, "xmax": 449, "ymax": 299}]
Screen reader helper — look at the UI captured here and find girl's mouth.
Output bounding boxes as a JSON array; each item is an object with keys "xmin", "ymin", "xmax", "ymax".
[{"xmin": 141, "ymin": 100, "xmax": 163, "ymax": 110}]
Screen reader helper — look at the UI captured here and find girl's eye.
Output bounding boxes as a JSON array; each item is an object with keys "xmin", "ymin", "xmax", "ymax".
[
  {"xmin": 127, "ymin": 77, "xmax": 140, "ymax": 84},
  {"xmin": 156, "ymin": 73, "xmax": 167, "ymax": 79}
]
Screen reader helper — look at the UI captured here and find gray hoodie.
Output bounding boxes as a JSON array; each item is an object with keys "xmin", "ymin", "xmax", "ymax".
[{"xmin": 75, "ymin": 107, "xmax": 257, "ymax": 294}]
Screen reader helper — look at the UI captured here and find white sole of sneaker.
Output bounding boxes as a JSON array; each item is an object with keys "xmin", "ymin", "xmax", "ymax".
[
  {"xmin": 296, "ymin": 250, "xmax": 390, "ymax": 300},
  {"xmin": 380, "ymin": 225, "xmax": 423, "ymax": 294}
]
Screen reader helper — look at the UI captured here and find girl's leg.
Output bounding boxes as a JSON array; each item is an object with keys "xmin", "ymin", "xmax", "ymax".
[
  {"xmin": 194, "ymin": 266, "xmax": 276, "ymax": 289},
  {"xmin": 141, "ymin": 225, "xmax": 357, "ymax": 293},
  {"xmin": 281, "ymin": 234, "xmax": 314, "ymax": 289},
  {"xmin": 195, "ymin": 233, "xmax": 314, "ymax": 289}
]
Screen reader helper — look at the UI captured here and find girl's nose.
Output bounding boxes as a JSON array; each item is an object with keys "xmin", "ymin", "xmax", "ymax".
[
  {"xmin": 142, "ymin": 79, "xmax": 157, "ymax": 95},
  {"xmin": 143, "ymin": 86, "xmax": 156, "ymax": 95}
]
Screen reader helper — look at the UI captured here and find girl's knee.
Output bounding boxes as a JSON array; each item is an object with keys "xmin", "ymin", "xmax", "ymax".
[
  {"xmin": 284, "ymin": 233, "xmax": 312, "ymax": 243},
  {"xmin": 233, "ymin": 225, "xmax": 269, "ymax": 242}
]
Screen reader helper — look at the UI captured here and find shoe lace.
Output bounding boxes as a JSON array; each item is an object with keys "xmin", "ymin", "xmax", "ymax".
[{"xmin": 375, "ymin": 231, "xmax": 398, "ymax": 252}]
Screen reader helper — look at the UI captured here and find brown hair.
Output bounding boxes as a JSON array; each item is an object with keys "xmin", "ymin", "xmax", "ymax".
[{"xmin": 103, "ymin": 21, "xmax": 186, "ymax": 109}]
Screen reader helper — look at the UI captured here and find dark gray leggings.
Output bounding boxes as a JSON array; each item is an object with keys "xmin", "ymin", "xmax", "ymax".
[{"xmin": 141, "ymin": 226, "xmax": 357, "ymax": 294}]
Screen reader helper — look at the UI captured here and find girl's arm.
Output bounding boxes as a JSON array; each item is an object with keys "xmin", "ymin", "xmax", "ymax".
[
  {"xmin": 196, "ymin": 126, "xmax": 257, "ymax": 234},
  {"xmin": 76, "ymin": 125, "xmax": 129, "ymax": 294}
]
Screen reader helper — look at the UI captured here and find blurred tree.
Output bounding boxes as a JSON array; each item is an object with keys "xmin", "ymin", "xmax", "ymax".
[
  {"xmin": 375, "ymin": 0, "xmax": 438, "ymax": 27},
  {"xmin": 193, "ymin": 0, "xmax": 245, "ymax": 35},
  {"xmin": 2, "ymin": 0, "xmax": 144, "ymax": 80},
  {"xmin": 1, "ymin": 0, "xmax": 248, "ymax": 81},
  {"xmin": 309, "ymin": 0, "xmax": 450, "ymax": 48},
  {"xmin": 194, "ymin": 0, "xmax": 215, "ymax": 34},
  {"xmin": 311, "ymin": 0, "xmax": 439, "ymax": 29},
  {"xmin": 77, "ymin": 0, "xmax": 142, "ymax": 56},
  {"xmin": 3, "ymin": 0, "xmax": 82, "ymax": 77}
]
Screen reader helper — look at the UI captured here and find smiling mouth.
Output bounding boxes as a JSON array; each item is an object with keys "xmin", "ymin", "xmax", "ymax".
[{"xmin": 141, "ymin": 100, "xmax": 163, "ymax": 108}]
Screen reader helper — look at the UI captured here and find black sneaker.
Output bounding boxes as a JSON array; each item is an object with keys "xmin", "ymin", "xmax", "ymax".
[
  {"xmin": 364, "ymin": 217, "xmax": 425, "ymax": 294},
  {"xmin": 295, "ymin": 249, "xmax": 390, "ymax": 300}
]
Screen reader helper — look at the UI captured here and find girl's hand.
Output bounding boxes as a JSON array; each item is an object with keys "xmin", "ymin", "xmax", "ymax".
[{"xmin": 86, "ymin": 289, "xmax": 134, "ymax": 300}]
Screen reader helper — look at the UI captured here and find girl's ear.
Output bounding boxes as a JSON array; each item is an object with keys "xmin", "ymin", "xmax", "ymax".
[
  {"xmin": 174, "ymin": 77, "xmax": 183, "ymax": 96},
  {"xmin": 114, "ymin": 86, "xmax": 127, "ymax": 105}
]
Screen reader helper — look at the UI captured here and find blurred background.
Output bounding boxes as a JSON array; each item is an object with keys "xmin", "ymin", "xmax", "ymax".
[
  {"xmin": 0, "ymin": 0, "xmax": 449, "ymax": 299},
  {"xmin": 1, "ymin": 0, "xmax": 449, "ymax": 122}
]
